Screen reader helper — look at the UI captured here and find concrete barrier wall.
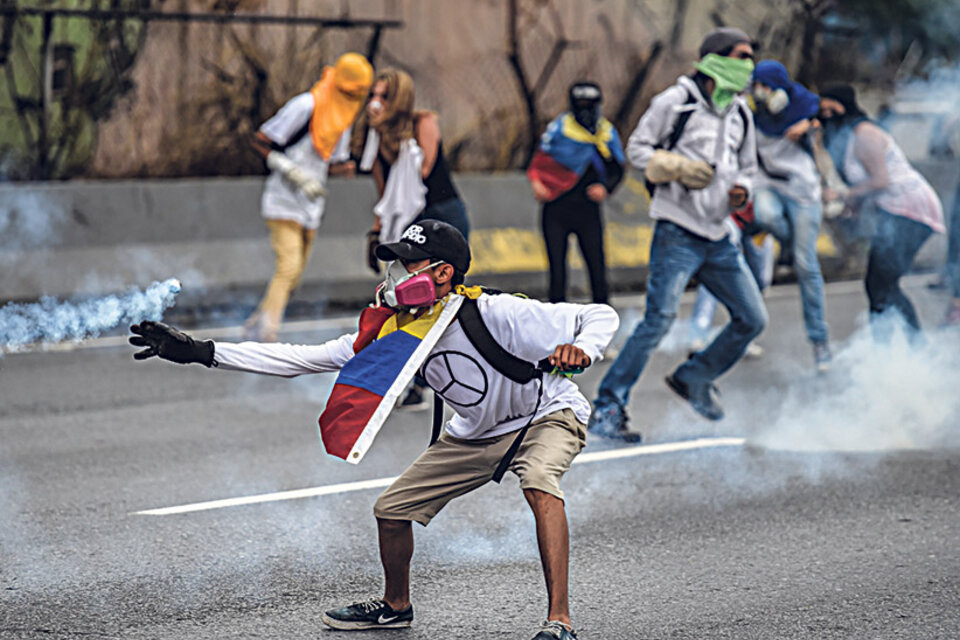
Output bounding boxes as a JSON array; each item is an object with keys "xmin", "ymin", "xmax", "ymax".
[{"xmin": 2, "ymin": 166, "xmax": 956, "ymax": 307}]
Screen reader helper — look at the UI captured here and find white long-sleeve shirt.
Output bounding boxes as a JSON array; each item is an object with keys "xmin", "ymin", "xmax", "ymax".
[{"xmin": 214, "ymin": 295, "xmax": 619, "ymax": 440}]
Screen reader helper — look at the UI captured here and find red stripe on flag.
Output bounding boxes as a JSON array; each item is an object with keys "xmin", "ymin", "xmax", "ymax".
[
  {"xmin": 527, "ymin": 150, "xmax": 580, "ymax": 201},
  {"xmin": 318, "ymin": 384, "xmax": 384, "ymax": 459}
]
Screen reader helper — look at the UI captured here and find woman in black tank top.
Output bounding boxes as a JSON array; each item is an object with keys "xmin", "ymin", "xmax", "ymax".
[{"xmin": 350, "ymin": 69, "xmax": 470, "ymax": 254}]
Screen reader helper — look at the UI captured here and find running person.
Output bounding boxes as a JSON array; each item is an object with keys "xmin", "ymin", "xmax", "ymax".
[
  {"xmin": 128, "ymin": 220, "xmax": 617, "ymax": 640},
  {"xmin": 749, "ymin": 60, "xmax": 833, "ymax": 369},
  {"xmin": 589, "ymin": 27, "xmax": 767, "ymax": 439},
  {"xmin": 528, "ymin": 81, "xmax": 626, "ymax": 304},
  {"xmin": 244, "ymin": 52, "xmax": 373, "ymax": 342},
  {"xmin": 819, "ymin": 85, "xmax": 945, "ymax": 343}
]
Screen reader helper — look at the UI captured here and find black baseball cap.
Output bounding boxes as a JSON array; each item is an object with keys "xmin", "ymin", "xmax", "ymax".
[{"xmin": 376, "ymin": 219, "xmax": 471, "ymax": 273}]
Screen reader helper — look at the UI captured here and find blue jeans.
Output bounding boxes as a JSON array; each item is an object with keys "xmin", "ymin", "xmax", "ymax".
[
  {"xmin": 595, "ymin": 221, "xmax": 768, "ymax": 410},
  {"xmin": 415, "ymin": 196, "xmax": 470, "ymax": 239},
  {"xmin": 866, "ymin": 209, "xmax": 932, "ymax": 342},
  {"xmin": 691, "ymin": 229, "xmax": 772, "ymax": 342},
  {"xmin": 752, "ymin": 187, "xmax": 829, "ymax": 344}
]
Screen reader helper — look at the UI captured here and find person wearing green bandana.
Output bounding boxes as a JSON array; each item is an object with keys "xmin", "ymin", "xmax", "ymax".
[{"xmin": 589, "ymin": 27, "xmax": 768, "ymax": 437}]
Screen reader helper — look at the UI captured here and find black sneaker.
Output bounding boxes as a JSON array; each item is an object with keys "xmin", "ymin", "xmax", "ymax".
[
  {"xmin": 532, "ymin": 620, "xmax": 578, "ymax": 639},
  {"xmin": 664, "ymin": 373, "xmax": 724, "ymax": 421},
  {"xmin": 397, "ymin": 385, "xmax": 429, "ymax": 411},
  {"xmin": 587, "ymin": 404, "xmax": 643, "ymax": 443},
  {"xmin": 321, "ymin": 598, "xmax": 413, "ymax": 630}
]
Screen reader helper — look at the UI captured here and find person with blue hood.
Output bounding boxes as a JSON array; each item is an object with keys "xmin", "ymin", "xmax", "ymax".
[{"xmin": 749, "ymin": 59, "xmax": 833, "ymax": 371}]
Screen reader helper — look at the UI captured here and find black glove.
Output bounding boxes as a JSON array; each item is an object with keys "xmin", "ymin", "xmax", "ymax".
[
  {"xmin": 366, "ymin": 229, "xmax": 381, "ymax": 274},
  {"xmin": 129, "ymin": 321, "xmax": 215, "ymax": 367}
]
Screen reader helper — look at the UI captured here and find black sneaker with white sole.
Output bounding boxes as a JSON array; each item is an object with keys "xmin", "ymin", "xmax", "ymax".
[
  {"xmin": 321, "ymin": 598, "xmax": 413, "ymax": 630},
  {"xmin": 532, "ymin": 620, "xmax": 578, "ymax": 639}
]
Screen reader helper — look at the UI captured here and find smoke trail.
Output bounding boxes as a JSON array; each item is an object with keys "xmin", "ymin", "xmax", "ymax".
[{"xmin": 0, "ymin": 278, "xmax": 181, "ymax": 350}]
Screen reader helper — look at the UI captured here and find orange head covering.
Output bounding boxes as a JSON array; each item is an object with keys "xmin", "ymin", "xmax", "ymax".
[{"xmin": 308, "ymin": 52, "xmax": 374, "ymax": 160}]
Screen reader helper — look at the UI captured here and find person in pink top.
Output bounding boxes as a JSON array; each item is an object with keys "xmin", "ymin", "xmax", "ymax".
[{"xmin": 819, "ymin": 84, "xmax": 945, "ymax": 343}]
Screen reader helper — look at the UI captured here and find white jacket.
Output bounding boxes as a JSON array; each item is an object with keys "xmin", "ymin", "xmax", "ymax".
[{"xmin": 627, "ymin": 75, "xmax": 757, "ymax": 241}]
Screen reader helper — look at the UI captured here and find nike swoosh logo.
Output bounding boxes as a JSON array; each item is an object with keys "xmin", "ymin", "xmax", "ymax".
[{"xmin": 378, "ymin": 614, "xmax": 399, "ymax": 624}]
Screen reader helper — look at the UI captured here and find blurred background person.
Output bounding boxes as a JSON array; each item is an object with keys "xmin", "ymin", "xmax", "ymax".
[
  {"xmin": 351, "ymin": 68, "xmax": 470, "ymax": 260},
  {"xmin": 351, "ymin": 68, "xmax": 471, "ymax": 410},
  {"xmin": 589, "ymin": 27, "xmax": 765, "ymax": 441},
  {"xmin": 527, "ymin": 81, "xmax": 626, "ymax": 305},
  {"xmin": 820, "ymin": 84, "xmax": 945, "ymax": 343},
  {"xmin": 930, "ymin": 116, "xmax": 960, "ymax": 327},
  {"xmin": 750, "ymin": 60, "xmax": 833, "ymax": 370},
  {"xmin": 244, "ymin": 52, "xmax": 373, "ymax": 342}
]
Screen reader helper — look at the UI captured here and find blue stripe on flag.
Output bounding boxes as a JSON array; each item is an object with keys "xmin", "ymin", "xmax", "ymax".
[{"xmin": 337, "ymin": 330, "xmax": 421, "ymax": 396}]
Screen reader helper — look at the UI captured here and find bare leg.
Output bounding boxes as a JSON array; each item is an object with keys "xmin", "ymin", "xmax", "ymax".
[
  {"xmin": 377, "ymin": 517, "xmax": 413, "ymax": 610},
  {"xmin": 524, "ymin": 489, "xmax": 572, "ymax": 628}
]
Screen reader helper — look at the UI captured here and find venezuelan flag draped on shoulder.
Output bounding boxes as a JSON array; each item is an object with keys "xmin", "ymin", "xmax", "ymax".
[
  {"xmin": 317, "ymin": 286, "xmax": 483, "ymax": 463},
  {"xmin": 527, "ymin": 113, "xmax": 626, "ymax": 202}
]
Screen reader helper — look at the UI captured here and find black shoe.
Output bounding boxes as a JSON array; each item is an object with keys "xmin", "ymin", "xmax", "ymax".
[
  {"xmin": 397, "ymin": 385, "xmax": 429, "ymax": 411},
  {"xmin": 664, "ymin": 373, "xmax": 724, "ymax": 421},
  {"xmin": 587, "ymin": 404, "xmax": 643, "ymax": 443},
  {"xmin": 532, "ymin": 620, "xmax": 578, "ymax": 639},
  {"xmin": 321, "ymin": 598, "xmax": 414, "ymax": 630}
]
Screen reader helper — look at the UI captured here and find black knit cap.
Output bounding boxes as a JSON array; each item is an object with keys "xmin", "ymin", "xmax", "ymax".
[
  {"xmin": 698, "ymin": 27, "xmax": 752, "ymax": 59},
  {"xmin": 375, "ymin": 219, "xmax": 471, "ymax": 273},
  {"xmin": 820, "ymin": 84, "xmax": 865, "ymax": 117}
]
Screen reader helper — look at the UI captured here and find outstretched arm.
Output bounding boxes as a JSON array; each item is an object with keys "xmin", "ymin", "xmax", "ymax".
[{"xmin": 129, "ymin": 322, "xmax": 357, "ymax": 377}]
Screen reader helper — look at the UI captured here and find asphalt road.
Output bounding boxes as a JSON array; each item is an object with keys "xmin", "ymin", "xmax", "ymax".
[{"xmin": 2, "ymin": 276, "xmax": 958, "ymax": 639}]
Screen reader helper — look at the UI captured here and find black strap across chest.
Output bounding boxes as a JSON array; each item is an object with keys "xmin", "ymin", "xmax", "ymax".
[{"xmin": 429, "ymin": 295, "xmax": 544, "ymax": 483}]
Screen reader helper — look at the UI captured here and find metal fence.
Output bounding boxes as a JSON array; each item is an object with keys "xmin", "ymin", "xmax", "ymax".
[{"xmin": 0, "ymin": 3, "xmax": 401, "ymax": 180}]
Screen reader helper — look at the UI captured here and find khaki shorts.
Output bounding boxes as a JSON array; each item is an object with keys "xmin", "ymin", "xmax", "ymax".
[{"xmin": 374, "ymin": 408, "xmax": 586, "ymax": 526}]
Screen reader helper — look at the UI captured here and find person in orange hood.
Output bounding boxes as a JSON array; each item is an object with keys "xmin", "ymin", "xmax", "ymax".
[{"xmin": 245, "ymin": 52, "xmax": 373, "ymax": 341}]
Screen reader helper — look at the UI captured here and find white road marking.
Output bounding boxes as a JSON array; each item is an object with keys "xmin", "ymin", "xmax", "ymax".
[{"xmin": 133, "ymin": 436, "xmax": 745, "ymax": 516}]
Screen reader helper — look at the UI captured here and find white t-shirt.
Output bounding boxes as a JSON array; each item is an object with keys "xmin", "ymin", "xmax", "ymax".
[
  {"xmin": 259, "ymin": 92, "xmax": 352, "ymax": 230},
  {"xmin": 214, "ymin": 295, "xmax": 619, "ymax": 440}
]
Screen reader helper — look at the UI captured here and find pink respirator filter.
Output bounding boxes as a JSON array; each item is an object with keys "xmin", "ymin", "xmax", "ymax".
[{"xmin": 394, "ymin": 273, "xmax": 436, "ymax": 308}]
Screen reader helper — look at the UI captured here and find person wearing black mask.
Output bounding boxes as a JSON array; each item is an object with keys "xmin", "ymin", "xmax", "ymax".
[
  {"xmin": 819, "ymin": 84, "xmax": 945, "ymax": 342},
  {"xmin": 528, "ymin": 81, "xmax": 626, "ymax": 307}
]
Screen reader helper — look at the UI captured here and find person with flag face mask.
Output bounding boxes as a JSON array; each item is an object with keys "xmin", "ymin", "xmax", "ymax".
[
  {"xmin": 589, "ymin": 27, "xmax": 767, "ymax": 440},
  {"xmin": 749, "ymin": 60, "xmax": 833, "ymax": 371},
  {"xmin": 128, "ymin": 219, "xmax": 618, "ymax": 640},
  {"xmin": 528, "ymin": 81, "xmax": 626, "ymax": 306}
]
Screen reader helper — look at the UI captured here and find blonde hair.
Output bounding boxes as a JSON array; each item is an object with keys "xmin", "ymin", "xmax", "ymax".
[{"xmin": 350, "ymin": 68, "xmax": 416, "ymax": 164}]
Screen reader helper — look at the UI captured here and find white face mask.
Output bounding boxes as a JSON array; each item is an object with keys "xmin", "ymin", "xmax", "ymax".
[{"xmin": 753, "ymin": 85, "xmax": 789, "ymax": 115}]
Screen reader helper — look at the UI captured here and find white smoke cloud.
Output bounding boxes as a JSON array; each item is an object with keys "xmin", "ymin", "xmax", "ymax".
[
  {"xmin": 752, "ymin": 323, "xmax": 960, "ymax": 452},
  {"xmin": 0, "ymin": 278, "xmax": 181, "ymax": 351}
]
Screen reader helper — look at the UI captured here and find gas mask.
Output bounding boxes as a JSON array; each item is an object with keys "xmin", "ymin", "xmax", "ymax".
[
  {"xmin": 753, "ymin": 85, "xmax": 789, "ymax": 115},
  {"xmin": 378, "ymin": 259, "xmax": 442, "ymax": 309}
]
